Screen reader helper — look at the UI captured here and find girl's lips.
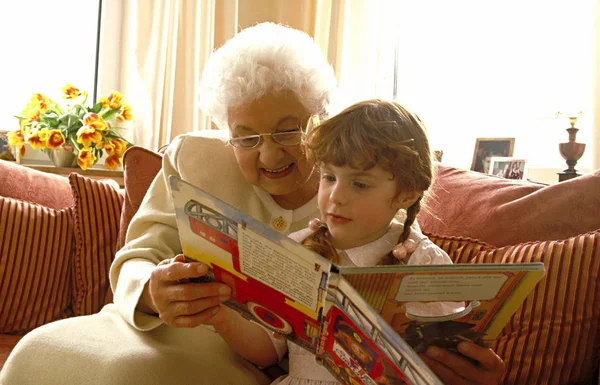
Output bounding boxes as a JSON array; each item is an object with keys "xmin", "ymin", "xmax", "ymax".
[
  {"xmin": 261, "ymin": 163, "xmax": 295, "ymax": 179},
  {"xmin": 327, "ymin": 214, "xmax": 352, "ymax": 225}
]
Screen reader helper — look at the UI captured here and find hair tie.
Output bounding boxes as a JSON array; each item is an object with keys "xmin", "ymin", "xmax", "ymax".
[{"xmin": 308, "ymin": 218, "xmax": 327, "ymax": 232}]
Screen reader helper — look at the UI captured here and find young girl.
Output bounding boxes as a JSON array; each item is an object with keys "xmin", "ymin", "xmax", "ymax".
[{"xmin": 268, "ymin": 99, "xmax": 463, "ymax": 385}]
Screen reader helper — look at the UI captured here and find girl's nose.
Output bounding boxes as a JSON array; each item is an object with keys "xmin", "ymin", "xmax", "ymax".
[{"xmin": 329, "ymin": 184, "xmax": 347, "ymax": 205}]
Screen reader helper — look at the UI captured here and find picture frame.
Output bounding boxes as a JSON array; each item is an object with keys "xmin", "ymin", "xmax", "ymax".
[
  {"xmin": 489, "ymin": 157, "xmax": 528, "ymax": 180},
  {"xmin": 0, "ymin": 130, "xmax": 17, "ymax": 162},
  {"xmin": 471, "ymin": 137, "xmax": 515, "ymax": 174}
]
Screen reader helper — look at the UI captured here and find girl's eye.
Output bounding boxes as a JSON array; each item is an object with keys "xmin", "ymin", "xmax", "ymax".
[
  {"xmin": 322, "ymin": 174, "xmax": 336, "ymax": 182},
  {"xmin": 354, "ymin": 182, "xmax": 368, "ymax": 189}
]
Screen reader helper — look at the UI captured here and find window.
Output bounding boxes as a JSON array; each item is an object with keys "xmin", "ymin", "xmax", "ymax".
[
  {"xmin": 0, "ymin": 0, "xmax": 101, "ymax": 131},
  {"xmin": 392, "ymin": 0, "xmax": 595, "ymax": 170}
]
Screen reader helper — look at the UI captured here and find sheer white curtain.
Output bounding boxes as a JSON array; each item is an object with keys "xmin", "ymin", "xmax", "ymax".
[{"xmin": 98, "ymin": 0, "xmax": 398, "ymax": 150}]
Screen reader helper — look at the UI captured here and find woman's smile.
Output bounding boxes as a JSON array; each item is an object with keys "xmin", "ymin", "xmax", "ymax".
[{"xmin": 261, "ymin": 163, "xmax": 295, "ymax": 179}]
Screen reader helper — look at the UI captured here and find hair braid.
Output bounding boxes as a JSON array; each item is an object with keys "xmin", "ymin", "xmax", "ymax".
[
  {"xmin": 399, "ymin": 197, "xmax": 422, "ymax": 243},
  {"xmin": 301, "ymin": 226, "xmax": 341, "ymax": 264}
]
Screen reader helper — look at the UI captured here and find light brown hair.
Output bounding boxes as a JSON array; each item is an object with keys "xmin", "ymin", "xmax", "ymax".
[{"xmin": 302, "ymin": 99, "xmax": 433, "ymax": 264}]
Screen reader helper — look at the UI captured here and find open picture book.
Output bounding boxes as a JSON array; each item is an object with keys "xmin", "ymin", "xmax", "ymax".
[{"xmin": 170, "ymin": 176, "xmax": 546, "ymax": 385}]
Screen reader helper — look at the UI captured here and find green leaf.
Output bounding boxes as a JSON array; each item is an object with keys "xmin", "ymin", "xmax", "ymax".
[
  {"xmin": 101, "ymin": 107, "xmax": 120, "ymax": 121},
  {"xmin": 45, "ymin": 117, "xmax": 59, "ymax": 127},
  {"xmin": 91, "ymin": 102, "xmax": 103, "ymax": 113}
]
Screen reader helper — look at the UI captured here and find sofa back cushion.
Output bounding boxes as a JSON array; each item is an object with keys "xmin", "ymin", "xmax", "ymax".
[
  {"xmin": 69, "ymin": 174, "xmax": 124, "ymax": 316},
  {"xmin": 419, "ymin": 164, "xmax": 600, "ymax": 246},
  {"xmin": 427, "ymin": 231, "xmax": 600, "ymax": 385},
  {"xmin": 117, "ymin": 146, "xmax": 164, "ymax": 250},
  {"xmin": 0, "ymin": 196, "xmax": 74, "ymax": 333},
  {"xmin": 0, "ymin": 160, "xmax": 73, "ymax": 210}
]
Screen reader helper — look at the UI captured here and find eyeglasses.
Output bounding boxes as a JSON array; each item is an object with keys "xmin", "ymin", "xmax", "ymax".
[{"xmin": 228, "ymin": 130, "xmax": 304, "ymax": 149}]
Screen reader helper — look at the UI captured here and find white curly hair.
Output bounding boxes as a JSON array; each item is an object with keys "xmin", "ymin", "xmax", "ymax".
[{"xmin": 199, "ymin": 22, "xmax": 337, "ymax": 130}]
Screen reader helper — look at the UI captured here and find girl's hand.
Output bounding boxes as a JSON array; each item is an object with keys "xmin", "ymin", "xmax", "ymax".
[
  {"xmin": 146, "ymin": 254, "xmax": 232, "ymax": 328},
  {"xmin": 420, "ymin": 342, "xmax": 506, "ymax": 385}
]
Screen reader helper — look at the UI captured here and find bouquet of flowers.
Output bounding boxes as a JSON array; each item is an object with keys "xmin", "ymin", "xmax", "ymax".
[{"xmin": 8, "ymin": 84, "xmax": 133, "ymax": 170}]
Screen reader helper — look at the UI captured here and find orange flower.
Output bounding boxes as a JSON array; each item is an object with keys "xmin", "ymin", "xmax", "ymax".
[
  {"xmin": 111, "ymin": 138, "xmax": 128, "ymax": 156},
  {"xmin": 62, "ymin": 83, "xmax": 81, "ymax": 99},
  {"xmin": 98, "ymin": 96, "xmax": 110, "ymax": 109},
  {"xmin": 104, "ymin": 154, "xmax": 122, "ymax": 170},
  {"xmin": 77, "ymin": 148, "xmax": 96, "ymax": 171},
  {"xmin": 31, "ymin": 93, "xmax": 49, "ymax": 111},
  {"xmin": 27, "ymin": 130, "xmax": 48, "ymax": 149},
  {"xmin": 77, "ymin": 126, "xmax": 103, "ymax": 148},
  {"xmin": 116, "ymin": 104, "xmax": 133, "ymax": 122},
  {"xmin": 107, "ymin": 91, "xmax": 123, "ymax": 109},
  {"xmin": 82, "ymin": 112, "xmax": 107, "ymax": 131},
  {"xmin": 46, "ymin": 129, "xmax": 66, "ymax": 150},
  {"xmin": 8, "ymin": 130, "xmax": 26, "ymax": 156}
]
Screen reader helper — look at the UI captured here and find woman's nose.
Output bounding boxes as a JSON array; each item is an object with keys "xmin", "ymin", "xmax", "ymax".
[{"xmin": 258, "ymin": 136, "xmax": 284, "ymax": 164}]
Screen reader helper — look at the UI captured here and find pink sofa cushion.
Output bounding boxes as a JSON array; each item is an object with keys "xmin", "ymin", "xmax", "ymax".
[
  {"xmin": 0, "ymin": 161, "xmax": 73, "ymax": 210},
  {"xmin": 116, "ymin": 146, "xmax": 164, "ymax": 250},
  {"xmin": 69, "ymin": 174, "xmax": 124, "ymax": 316},
  {"xmin": 419, "ymin": 164, "xmax": 600, "ymax": 246},
  {"xmin": 0, "ymin": 196, "xmax": 74, "ymax": 334},
  {"xmin": 427, "ymin": 231, "xmax": 600, "ymax": 385}
]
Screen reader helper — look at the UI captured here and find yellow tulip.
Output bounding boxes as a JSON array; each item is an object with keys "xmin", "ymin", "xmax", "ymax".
[
  {"xmin": 116, "ymin": 104, "xmax": 133, "ymax": 122},
  {"xmin": 82, "ymin": 112, "xmax": 107, "ymax": 131},
  {"xmin": 111, "ymin": 138, "xmax": 129, "ymax": 156},
  {"xmin": 7, "ymin": 130, "xmax": 25, "ymax": 147},
  {"xmin": 46, "ymin": 130, "xmax": 66, "ymax": 150},
  {"xmin": 77, "ymin": 148, "xmax": 96, "ymax": 171},
  {"xmin": 62, "ymin": 84, "xmax": 81, "ymax": 99},
  {"xmin": 107, "ymin": 91, "xmax": 123, "ymax": 109},
  {"xmin": 104, "ymin": 154, "xmax": 122, "ymax": 170},
  {"xmin": 98, "ymin": 97, "xmax": 110, "ymax": 109},
  {"xmin": 77, "ymin": 126, "xmax": 103, "ymax": 148},
  {"xmin": 27, "ymin": 131, "xmax": 47, "ymax": 149},
  {"xmin": 96, "ymin": 140, "xmax": 114, "ymax": 155}
]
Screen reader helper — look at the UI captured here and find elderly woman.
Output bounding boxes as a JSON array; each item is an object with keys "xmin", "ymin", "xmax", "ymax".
[{"xmin": 0, "ymin": 23, "xmax": 504, "ymax": 385}]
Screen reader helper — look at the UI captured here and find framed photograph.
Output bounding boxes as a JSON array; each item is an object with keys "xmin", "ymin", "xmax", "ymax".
[
  {"xmin": 0, "ymin": 130, "xmax": 16, "ymax": 162},
  {"xmin": 489, "ymin": 157, "xmax": 528, "ymax": 180},
  {"xmin": 471, "ymin": 138, "xmax": 515, "ymax": 173}
]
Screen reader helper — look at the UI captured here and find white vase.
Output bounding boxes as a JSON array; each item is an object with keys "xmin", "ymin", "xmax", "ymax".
[{"xmin": 47, "ymin": 146, "xmax": 77, "ymax": 168}]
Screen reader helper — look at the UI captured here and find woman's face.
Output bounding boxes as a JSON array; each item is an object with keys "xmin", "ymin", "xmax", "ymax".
[{"xmin": 228, "ymin": 91, "xmax": 317, "ymax": 209}]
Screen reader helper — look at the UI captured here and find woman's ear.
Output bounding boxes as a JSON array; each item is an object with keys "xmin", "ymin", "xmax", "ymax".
[{"xmin": 393, "ymin": 191, "xmax": 421, "ymax": 210}]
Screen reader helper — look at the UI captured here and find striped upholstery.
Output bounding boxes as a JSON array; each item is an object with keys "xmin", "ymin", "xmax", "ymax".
[
  {"xmin": 427, "ymin": 231, "xmax": 600, "ymax": 385},
  {"xmin": 69, "ymin": 174, "xmax": 124, "ymax": 316},
  {"xmin": 0, "ymin": 196, "xmax": 74, "ymax": 333}
]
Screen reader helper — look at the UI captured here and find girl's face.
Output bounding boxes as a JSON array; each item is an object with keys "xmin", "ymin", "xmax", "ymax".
[
  {"xmin": 228, "ymin": 91, "xmax": 317, "ymax": 209},
  {"xmin": 318, "ymin": 163, "xmax": 414, "ymax": 250}
]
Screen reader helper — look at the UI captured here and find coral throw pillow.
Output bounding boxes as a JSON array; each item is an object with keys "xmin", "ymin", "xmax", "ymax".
[
  {"xmin": 117, "ymin": 146, "xmax": 163, "ymax": 250},
  {"xmin": 0, "ymin": 196, "xmax": 74, "ymax": 333},
  {"xmin": 419, "ymin": 165, "xmax": 600, "ymax": 247},
  {"xmin": 0, "ymin": 160, "xmax": 73, "ymax": 210},
  {"xmin": 69, "ymin": 174, "xmax": 124, "ymax": 316},
  {"xmin": 427, "ymin": 231, "xmax": 600, "ymax": 385}
]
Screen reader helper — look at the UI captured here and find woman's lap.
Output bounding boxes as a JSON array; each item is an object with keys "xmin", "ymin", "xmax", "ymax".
[{"xmin": 0, "ymin": 304, "xmax": 270, "ymax": 385}]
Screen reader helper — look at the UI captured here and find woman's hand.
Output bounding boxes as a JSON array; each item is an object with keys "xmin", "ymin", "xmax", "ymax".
[
  {"xmin": 145, "ymin": 254, "xmax": 232, "ymax": 328},
  {"xmin": 420, "ymin": 342, "xmax": 506, "ymax": 385}
]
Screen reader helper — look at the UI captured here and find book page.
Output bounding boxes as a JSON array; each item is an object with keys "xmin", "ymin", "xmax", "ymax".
[
  {"xmin": 239, "ymin": 227, "xmax": 325, "ymax": 311},
  {"xmin": 396, "ymin": 273, "xmax": 508, "ymax": 301},
  {"xmin": 317, "ymin": 276, "xmax": 443, "ymax": 385},
  {"xmin": 170, "ymin": 176, "xmax": 332, "ymax": 352},
  {"xmin": 340, "ymin": 264, "xmax": 545, "ymax": 346}
]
